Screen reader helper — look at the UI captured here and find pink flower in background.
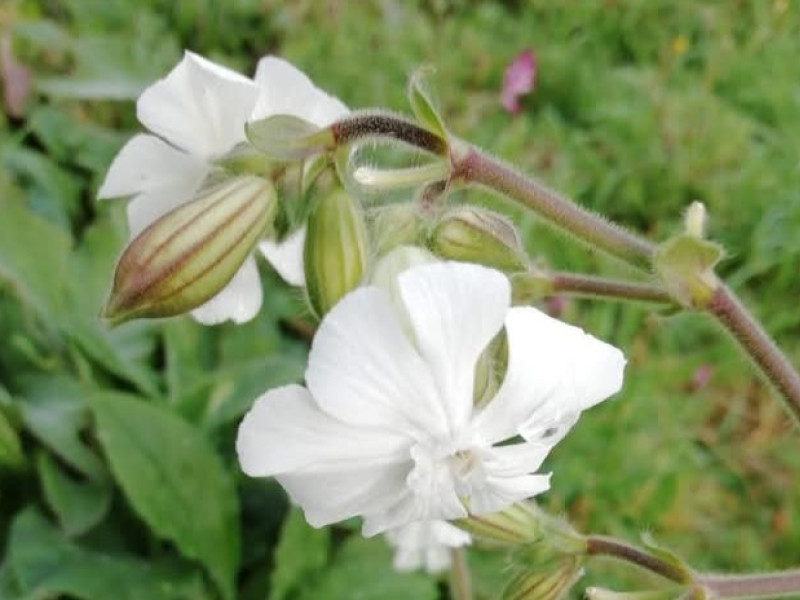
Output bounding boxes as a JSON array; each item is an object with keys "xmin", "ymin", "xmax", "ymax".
[
  {"xmin": 500, "ymin": 49, "xmax": 537, "ymax": 115},
  {"xmin": 0, "ymin": 36, "xmax": 31, "ymax": 118}
]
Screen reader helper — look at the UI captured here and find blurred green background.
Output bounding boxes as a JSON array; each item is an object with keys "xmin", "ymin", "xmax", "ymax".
[{"xmin": 1, "ymin": 1, "xmax": 799, "ymax": 598}]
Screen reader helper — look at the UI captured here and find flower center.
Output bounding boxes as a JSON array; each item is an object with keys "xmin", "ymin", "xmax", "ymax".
[{"xmin": 406, "ymin": 436, "xmax": 487, "ymax": 520}]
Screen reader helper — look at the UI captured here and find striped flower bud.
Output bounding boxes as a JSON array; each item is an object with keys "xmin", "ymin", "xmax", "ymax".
[
  {"xmin": 430, "ymin": 206, "xmax": 528, "ymax": 272},
  {"xmin": 104, "ymin": 176, "xmax": 277, "ymax": 324},
  {"xmin": 304, "ymin": 189, "xmax": 368, "ymax": 318}
]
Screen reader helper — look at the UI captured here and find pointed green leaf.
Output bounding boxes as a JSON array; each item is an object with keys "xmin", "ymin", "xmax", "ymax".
[
  {"xmin": 408, "ymin": 66, "xmax": 447, "ymax": 138},
  {"xmin": 36, "ymin": 452, "xmax": 112, "ymax": 536},
  {"xmin": 0, "ymin": 197, "xmax": 71, "ymax": 321},
  {"xmin": 19, "ymin": 376, "xmax": 107, "ymax": 481},
  {"xmin": 91, "ymin": 392, "xmax": 240, "ymax": 600}
]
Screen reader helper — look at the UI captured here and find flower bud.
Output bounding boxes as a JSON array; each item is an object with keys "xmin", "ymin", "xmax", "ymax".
[
  {"xmin": 429, "ymin": 206, "xmax": 528, "ymax": 272},
  {"xmin": 104, "ymin": 176, "xmax": 277, "ymax": 324},
  {"xmin": 502, "ymin": 557, "xmax": 584, "ymax": 600},
  {"xmin": 371, "ymin": 203, "xmax": 428, "ymax": 256},
  {"xmin": 653, "ymin": 233, "xmax": 722, "ymax": 309},
  {"xmin": 304, "ymin": 189, "xmax": 369, "ymax": 317}
]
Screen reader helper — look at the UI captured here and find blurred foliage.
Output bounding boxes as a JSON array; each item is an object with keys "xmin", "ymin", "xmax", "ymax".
[{"xmin": 0, "ymin": 0, "xmax": 799, "ymax": 598}]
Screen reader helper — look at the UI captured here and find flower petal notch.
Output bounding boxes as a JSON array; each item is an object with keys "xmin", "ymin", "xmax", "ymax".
[
  {"xmin": 104, "ymin": 176, "xmax": 277, "ymax": 325},
  {"xmin": 245, "ymin": 114, "xmax": 336, "ymax": 160},
  {"xmin": 237, "ymin": 262, "xmax": 626, "ymax": 536}
]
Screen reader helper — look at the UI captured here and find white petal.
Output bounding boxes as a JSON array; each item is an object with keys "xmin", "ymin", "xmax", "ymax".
[
  {"xmin": 386, "ymin": 521, "xmax": 470, "ymax": 573},
  {"xmin": 474, "ymin": 306, "xmax": 626, "ymax": 445},
  {"xmin": 190, "ymin": 257, "xmax": 263, "ymax": 325},
  {"xmin": 237, "ymin": 383, "xmax": 413, "ymax": 528},
  {"xmin": 236, "ymin": 384, "xmax": 409, "ymax": 476},
  {"xmin": 137, "ymin": 51, "xmax": 260, "ymax": 158},
  {"xmin": 252, "ymin": 56, "xmax": 349, "ymax": 127},
  {"xmin": 278, "ymin": 462, "xmax": 410, "ymax": 528},
  {"xmin": 97, "ymin": 134, "xmax": 208, "ymax": 206},
  {"xmin": 398, "ymin": 262, "xmax": 510, "ymax": 432},
  {"xmin": 258, "ymin": 226, "xmax": 306, "ymax": 286},
  {"xmin": 469, "ymin": 472, "xmax": 551, "ymax": 515},
  {"xmin": 305, "ymin": 286, "xmax": 447, "ymax": 437}
]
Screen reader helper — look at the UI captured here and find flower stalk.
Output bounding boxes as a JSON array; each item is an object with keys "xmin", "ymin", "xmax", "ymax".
[
  {"xmin": 449, "ymin": 548, "xmax": 474, "ymax": 600},
  {"xmin": 698, "ymin": 569, "xmax": 800, "ymax": 599},
  {"xmin": 707, "ymin": 284, "xmax": 800, "ymax": 425},
  {"xmin": 513, "ymin": 271, "xmax": 674, "ymax": 306},
  {"xmin": 585, "ymin": 536, "xmax": 691, "ymax": 584},
  {"xmin": 449, "ymin": 142, "xmax": 656, "ymax": 271}
]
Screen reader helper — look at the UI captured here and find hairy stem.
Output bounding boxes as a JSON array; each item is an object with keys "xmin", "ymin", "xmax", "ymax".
[
  {"xmin": 551, "ymin": 272, "xmax": 673, "ymax": 305},
  {"xmin": 451, "ymin": 144, "xmax": 656, "ymax": 270},
  {"xmin": 449, "ymin": 547, "xmax": 474, "ymax": 600},
  {"xmin": 699, "ymin": 570, "xmax": 800, "ymax": 599},
  {"xmin": 707, "ymin": 284, "xmax": 800, "ymax": 425},
  {"xmin": 332, "ymin": 110, "xmax": 448, "ymax": 156},
  {"xmin": 586, "ymin": 536, "xmax": 690, "ymax": 583}
]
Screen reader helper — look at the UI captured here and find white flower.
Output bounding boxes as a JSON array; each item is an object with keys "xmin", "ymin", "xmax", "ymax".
[
  {"xmin": 386, "ymin": 520, "xmax": 471, "ymax": 574},
  {"xmin": 98, "ymin": 51, "xmax": 346, "ymax": 323},
  {"xmin": 236, "ymin": 262, "xmax": 625, "ymax": 535}
]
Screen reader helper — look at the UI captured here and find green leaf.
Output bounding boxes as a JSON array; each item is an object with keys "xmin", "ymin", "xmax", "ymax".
[
  {"xmin": 91, "ymin": 392, "xmax": 240, "ymax": 600},
  {"xmin": 65, "ymin": 318, "xmax": 160, "ymax": 398},
  {"xmin": 408, "ymin": 66, "xmax": 447, "ymax": 138},
  {"xmin": 297, "ymin": 536, "xmax": 438, "ymax": 600},
  {"xmin": 0, "ymin": 196, "xmax": 71, "ymax": 320},
  {"xmin": 0, "ymin": 408, "xmax": 24, "ymax": 470},
  {"xmin": 269, "ymin": 507, "xmax": 329, "ymax": 600},
  {"xmin": 7, "ymin": 508, "xmax": 204, "ymax": 600},
  {"xmin": 198, "ymin": 357, "xmax": 306, "ymax": 429},
  {"xmin": 19, "ymin": 376, "xmax": 107, "ymax": 481},
  {"xmin": 36, "ymin": 452, "xmax": 112, "ymax": 536}
]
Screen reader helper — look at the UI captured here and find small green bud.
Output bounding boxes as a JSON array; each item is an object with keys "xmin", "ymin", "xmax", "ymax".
[
  {"xmin": 370, "ymin": 245, "xmax": 438, "ymax": 292},
  {"xmin": 371, "ymin": 204, "xmax": 428, "ymax": 256},
  {"xmin": 684, "ymin": 201, "xmax": 707, "ymax": 239},
  {"xmin": 304, "ymin": 189, "xmax": 369, "ymax": 317},
  {"xmin": 653, "ymin": 234, "xmax": 722, "ymax": 309},
  {"xmin": 430, "ymin": 206, "xmax": 529, "ymax": 272},
  {"xmin": 455, "ymin": 502, "xmax": 579, "ymax": 550},
  {"xmin": 104, "ymin": 176, "xmax": 277, "ymax": 324}
]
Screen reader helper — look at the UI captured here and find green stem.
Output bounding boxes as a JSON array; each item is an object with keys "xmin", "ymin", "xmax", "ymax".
[
  {"xmin": 698, "ymin": 570, "xmax": 800, "ymax": 599},
  {"xmin": 450, "ymin": 143, "xmax": 656, "ymax": 271},
  {"xmin": 449, "ymin": 547, "xmax": 474, "ymax": 600},
  {"xmin": 585, "ymin": 536, "xmax": 690, "ymax": 583},
  {"xmin": 707, "ymin": 284, "xmax": 800, "ymax": 425},
  {"xmin": 551, "ymin": 272, "xmax": 673, "ymax": 305}
]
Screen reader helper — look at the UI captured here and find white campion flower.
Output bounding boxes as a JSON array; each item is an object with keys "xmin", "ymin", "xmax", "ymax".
[
  {"xmin": 237, "ymin": 262, "xmax": 625, "ymax": 535},
  {"xmin": 385, "ymin": 520, "xmax": 471, "ymax": 574},
  {"xmin": 97, "ymin": 51, "xmax": 347, "ymax": 323}
]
